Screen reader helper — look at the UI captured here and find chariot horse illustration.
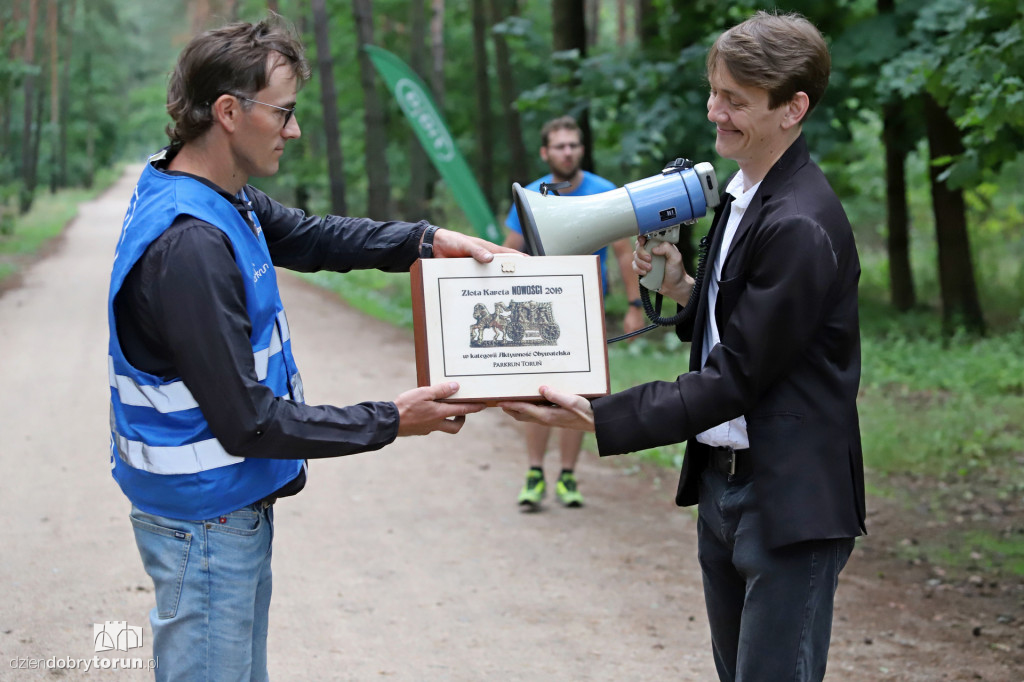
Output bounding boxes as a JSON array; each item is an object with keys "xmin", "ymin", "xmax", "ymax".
[{"xmin": 470, "ymin": 301, "xmax": 511, "ymax": 343}]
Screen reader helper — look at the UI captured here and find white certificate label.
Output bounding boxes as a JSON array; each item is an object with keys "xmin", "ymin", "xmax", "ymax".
[
  {"xmin": 438, "ymin": 274, "xmax": 594, "ymax": 377},
  {"xmin": 412, "ymin": 255, "xmax": 609, "ymax": 401}
]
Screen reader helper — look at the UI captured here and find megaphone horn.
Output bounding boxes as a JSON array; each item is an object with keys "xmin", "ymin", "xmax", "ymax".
[{"xmin": 515, "ymin": 161, "xmax": 719, "ymax": 291}]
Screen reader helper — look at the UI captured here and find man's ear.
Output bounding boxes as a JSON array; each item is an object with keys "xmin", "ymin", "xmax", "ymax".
[
  {"xmin": 211, "ymin": 93, "xmax": 242, "ymax": 133},
  {"xmin": 782, "ymin": 92, "xmax": 810, "ymax": 130},
  {"xmin": 539, "ymin": 145, "xmax": 549, "ymax": 164}
]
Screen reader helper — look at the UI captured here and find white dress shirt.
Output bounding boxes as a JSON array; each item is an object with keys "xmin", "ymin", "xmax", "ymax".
[{"xmin": 696, "ymin": 171, "xmax": 762, "ymax": 450}]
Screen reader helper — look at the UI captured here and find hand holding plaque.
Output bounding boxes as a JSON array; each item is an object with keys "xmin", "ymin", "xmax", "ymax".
[
  {"xmin": 394, "ymin": 381, "xmax": 485, "ymax": 435},
  {"xmin": 499, "ymin": 385, "xmax": 596, "ymax": 432}
]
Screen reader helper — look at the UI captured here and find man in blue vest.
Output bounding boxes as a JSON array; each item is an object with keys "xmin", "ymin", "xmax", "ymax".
[
  {"xmin": 503, "ymin": 116, "xmax": 644, "ymax": 509},
  {"xmin": 107, "ymin": 16, "xmax": 511, "ymax": 681}
]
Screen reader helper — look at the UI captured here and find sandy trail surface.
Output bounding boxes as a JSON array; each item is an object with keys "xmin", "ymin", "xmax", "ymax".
[{"xmin": 0, "ymin": 168, "xmax": 1019, "ymax": 681}]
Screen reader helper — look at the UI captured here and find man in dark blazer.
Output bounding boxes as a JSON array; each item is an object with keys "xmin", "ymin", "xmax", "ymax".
[{"xmin": 501, "ymin": 11, "xmax": 865, "ymax": 682}]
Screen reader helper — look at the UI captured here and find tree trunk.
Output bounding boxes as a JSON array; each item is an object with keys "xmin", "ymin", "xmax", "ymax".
[
  {"xmin": 353, "ymin": 0, "xmax": 391, "ymax": 218},
  {"xmin": 28, "ymin": 86, "xmax": 44, "ymax": 208},
  {"xmin": 311, "ymin": 0, "xmax": 347, "ymax": 215},
  {"xmin": 11, "ymin": 0, "xmax": 24, "ymax": 60},
  {"xmin": 635, "ymin": 0, "xmax": 657, "ymax": 47},
  {"xmin": 923, "ymin": 94, "xmax": 985, "ymax": 334},
  {"xmin": 585, "ymin": 0, "xmax": 599, "ymax": 49},
  {"xmin": 878, "ymin": 0, "xmax": 914, "ymax": 312},
  {"xmin": 0, "ymin": 93, "xmax": 8, "ymax": 185},
  {"xmin": 552, "ymin": 0, "xmax": 594, "ymax": 172},
  {"xmin": 405, "ymin": 0, "xmax": 434, "ymax": 220},
  {"xmin": 490, "ymin": 0, "xmax": 528, "ymax": 187},
  {"xmin": 0, "ymin": 85, "xmax": 9, "ymax": 176},
  {"xmin": 267, "ymin": 0, "xmax": 279, "ymax": 13},
  {"xmin": 295, "ymin": 184, "xmax": 310, "ymax": 215},
  {"xmin": 882, "ymin": 104, "xmax": 914, "ymax": 312},
  {"xmin": 58, "ymin": 0, "xmax": 76, "ymax": 189},
  {"xmin": 82, "ymin": 29, "xmax": 93, "ymax": 188},
  {"xmin": 666, "ymin": 0, "xmax": 711, "ymax": 50},
  {"xmin": 617, "ymin": 0, "xmax": 628, "ymax": 48},
  {"xmin": 47, "ymin": 0, "xmax": 58, "ymax": 194},
  {"xmin": 471, "ymin": 0, "xmax": 494, "ymax": 211},
  {"xmin": 552, "ymin": 1, "xmax": 586, "ymax": 55},
  {"xmin": 190, "ymin": 0, "xmax": 211, "ymax": 36},
  {"xmin": 430, "ymin": 0, "xmax": 445, "ymax": 110},
  {"xmin": 1, "ymin": 0, "xmax": 19, "ymax": 170},
  {"xmin": 19, "ymin": 0, "xmax": 39, "ymax": 213}
]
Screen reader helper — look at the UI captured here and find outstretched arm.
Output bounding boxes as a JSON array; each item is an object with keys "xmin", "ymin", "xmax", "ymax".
[
  {"xmin": 430, "ymin": 228, "xmax": 520, "ymax": 263},
  {"xmin": 499, "ymin": 386, "xmax": 595, "ymax": 433},
  {"xmin": 395, "ymin": 382, "xmax": 487, "ymax": 436}
]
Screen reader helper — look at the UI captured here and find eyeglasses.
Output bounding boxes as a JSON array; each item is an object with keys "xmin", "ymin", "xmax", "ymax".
[
  {"xmin": 234, "ymin": 95, "xmax": 296, "ymax": 128},
  {"xmin": 546, "ymin": 142, "xmax": 582, "ymax": 152}
]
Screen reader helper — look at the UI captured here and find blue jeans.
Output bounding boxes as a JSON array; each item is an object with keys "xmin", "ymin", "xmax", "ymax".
[
  {"xmin": 697, "ymin": 469, "xmax": 855, "ymax": 682},
  {"xmin": 130, "ymin": 502, "xmax": 275, "ymax": 682}
]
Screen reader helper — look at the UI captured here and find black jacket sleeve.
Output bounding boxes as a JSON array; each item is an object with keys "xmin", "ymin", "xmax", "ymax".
[
  {"xmin": 246, "ymin": 185, "xmax": 428, "ymax": 273},
  {"xmin": 116, "ymin": 216, "xmax": 401, "ymax": 461},
  {"xmin": 593, "ymin": 214, "xmax": 839, "ymax": 456}
]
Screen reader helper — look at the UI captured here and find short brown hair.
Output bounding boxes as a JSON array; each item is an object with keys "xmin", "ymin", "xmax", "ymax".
[
  {"xmin": 707, "ymin": 11, "xmax": 830, "ymax": 116},
  {"xmin": 166, "ymin": 14, "xmax": 311, "ymax": 149},
  {"xmin": 540, "ymin": 116, "xmax": 582, "ymax": 147}
]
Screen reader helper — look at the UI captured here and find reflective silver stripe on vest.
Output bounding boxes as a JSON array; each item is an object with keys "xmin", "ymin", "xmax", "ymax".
[
  {"xmin": 109, "ymin": 356, "xmax": 199, "ymax": 413},
  {"xmin": 113, "ymin": 431, "xmax": 243, "ymax": 475},
  {"xmin": 110, "ymin": 314, "xmax": 285, "ymax": 410},
  {"xmin": 277, "ymin": 310, "xmax": 291, "ymax": 342},
  {"xmin": 252, "ymin": 321, "xmax": 284, "ymax": 381}
]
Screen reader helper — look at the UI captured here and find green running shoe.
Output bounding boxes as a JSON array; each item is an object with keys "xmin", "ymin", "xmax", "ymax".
[
  {"xmin": 556, "ymin": 471, "xmax": 584, "ymax": 507},
  {"xmin": 517, "ymin": 470, "xmax": 546, "ymax": 508}
]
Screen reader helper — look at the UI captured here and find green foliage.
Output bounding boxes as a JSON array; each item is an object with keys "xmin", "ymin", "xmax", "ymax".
[
  {"xmin": 280, "ymin": 2, "xmax": 1024, "ymax": 498},
  {"xmin": 879, "ymin": 0, "xmax": 1024, "ymax": 186},
  {"xmin": 0, "ymin": 165, "xmax": 120, "ymax": 287},
  {"xmin": 297, "ymin": 269, "xmax": 414, "ymax": 330},
  {"xmin": 0, "ymin": 0, "xmax": 185, "ymax": 210},
  {"xmin": 859, "ymin": 329, "xmax": 1024, "ymax": 475},
  {"xmin": 894, "ymin": 525, "xmax": 1024, "ymax": 579},
  {"xmin": 516, "ymin": 43, "xmax": 722, "ymax": 185},
  {"xmin": 833, "ymin": 109, "xmax": 1024, "ymax": 329},
  {"xmin": 603, "ymin": 330, "xmax": 690, "ymax": 469}
]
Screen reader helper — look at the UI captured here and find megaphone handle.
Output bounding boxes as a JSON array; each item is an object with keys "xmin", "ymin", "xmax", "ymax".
[{"xmin": 639, "ymin": 254, "xmax": 665, "ymax": 292}]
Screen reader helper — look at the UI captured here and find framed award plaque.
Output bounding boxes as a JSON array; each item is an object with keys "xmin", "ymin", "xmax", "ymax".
[{"xmin": 410, "ymin": 254, "xmax": 610, "ymax": 403}]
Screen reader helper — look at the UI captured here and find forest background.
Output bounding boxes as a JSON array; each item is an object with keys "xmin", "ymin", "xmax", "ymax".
[{"xmin": 1, "ymin": 0, "xmax": 1023, "ymax": 584}]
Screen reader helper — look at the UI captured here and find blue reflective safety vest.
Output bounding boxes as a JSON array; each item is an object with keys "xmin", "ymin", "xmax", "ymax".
[{"xmin": 107, "ymin": 157, "xmax": 304, "ymax": 520}]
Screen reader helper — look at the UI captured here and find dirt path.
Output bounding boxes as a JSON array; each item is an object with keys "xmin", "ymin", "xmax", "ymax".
[{"xmin": 0, "ymin": 168, "xmax": 1020, "ymax": 681}]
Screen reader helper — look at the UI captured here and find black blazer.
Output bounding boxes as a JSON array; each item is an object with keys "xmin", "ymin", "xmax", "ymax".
[{"xmin": 593, "ymin": 135, "xmax": 866, "ymax": 548}]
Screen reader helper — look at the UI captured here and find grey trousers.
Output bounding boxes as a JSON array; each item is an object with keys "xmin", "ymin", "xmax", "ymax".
[{"xmin": 697, "ymin": 468, "xmax": 855, "ymax": 682}]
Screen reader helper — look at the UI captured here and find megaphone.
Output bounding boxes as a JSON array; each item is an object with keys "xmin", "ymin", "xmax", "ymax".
[{"xmin": 514, "ymin": 160, "xmax": 720, "ymax": 291}]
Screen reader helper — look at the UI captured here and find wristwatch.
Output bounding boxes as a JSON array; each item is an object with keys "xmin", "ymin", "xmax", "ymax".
[
  {"xmin": 629, "ymin": 298, "xmax": 643, "ymax": 309},
  {"xmin": 419, "ymin": 224, "xmax": 439, "ymax": 258}
]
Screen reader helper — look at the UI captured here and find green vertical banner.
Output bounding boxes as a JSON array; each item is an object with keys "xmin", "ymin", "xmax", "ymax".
[{"xmin": 364, "ymin": 45, "xmax": 500, "ymax": 243}]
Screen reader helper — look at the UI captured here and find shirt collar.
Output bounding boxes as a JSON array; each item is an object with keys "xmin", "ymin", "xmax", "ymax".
[
  {"xmin": 725, "ymin": 170, "xmax": 761, "ymax": 212},
  {"xmin": 151, "ymin": 147, "xmax": 249, "ymax": 210}
]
